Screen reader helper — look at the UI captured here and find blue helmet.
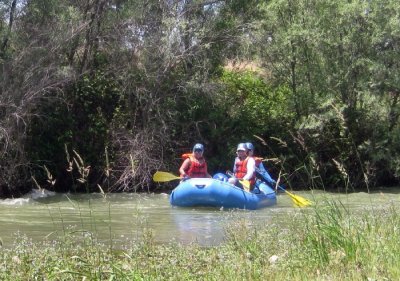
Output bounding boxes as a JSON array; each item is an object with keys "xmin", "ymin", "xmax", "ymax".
[
  {"xmin": 245, "ymin": 142, "xmax": 254, "ymax": 151},
  {"xmin": 193, "ymin": 143, "xmax": 204, "ymax": 153},
  {"xmin": 213, "ymin": 173, "xmax": 229, "ymax": 182}
]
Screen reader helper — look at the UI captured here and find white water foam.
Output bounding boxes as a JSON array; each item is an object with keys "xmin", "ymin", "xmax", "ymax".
[
  {"xmin": 0, "ymin": 189, "xmax": 56, "ymax": 206},
  {"xmin": 26, "ymin": 189, "xmax": 56, "ymax": 200},
  {"xmin": 0, "ymin": 197, "xmax": 31, "ymax": 205}
]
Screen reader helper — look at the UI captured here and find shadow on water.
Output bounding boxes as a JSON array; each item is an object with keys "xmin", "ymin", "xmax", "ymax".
[{"xmin": 0, "ymin": 188, "xmax": 399, "ymax": 247}]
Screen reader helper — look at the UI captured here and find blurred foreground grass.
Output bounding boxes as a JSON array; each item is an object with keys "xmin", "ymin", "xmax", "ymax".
[{"xmin": 1, "ymin": 201, "xmax": 399, "ymax": 280}]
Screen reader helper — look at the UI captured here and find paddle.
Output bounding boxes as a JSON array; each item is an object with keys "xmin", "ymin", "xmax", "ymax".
[
  {"xmin": 277, "ymin": 186, "xmax": 312, "ymax": 207},
  {"xmin": 153, "ymin": 171, "xmax": 182, "ymax": 182},
  {"xmin": 226, "ymin": 171, "xmax": 251, "ymax": 192},
  {"xmin": 255, "ymin": 168, "xmax": 312, "ymax": 207}
]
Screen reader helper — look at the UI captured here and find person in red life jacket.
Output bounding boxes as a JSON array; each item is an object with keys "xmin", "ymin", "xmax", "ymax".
[
  {"xmin": 227, "ymin": 143, "xmax": 256, "ymax": 188},
  {"xmin": 245, "ymin": 142, "xmax": 276, "ymax": 186},
  {"xmin": 179, "ymin": 143, "xmax": 212, "ymax": 179}
]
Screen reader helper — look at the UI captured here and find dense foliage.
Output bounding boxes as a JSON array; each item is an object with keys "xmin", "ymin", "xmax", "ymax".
[{"xmin": 1, "ymin": 0, "xmax": 399, "ymax": 196}]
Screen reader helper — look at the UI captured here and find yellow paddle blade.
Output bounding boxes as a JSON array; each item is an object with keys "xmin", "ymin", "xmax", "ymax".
[
  {"xmin": 285, "ymin": 190, "xmax": 313, "ymax": 207},
  {"xmin": 239, "ymin": 179, "xmax": 251, "ymax": 192},
  {"xmin": 153, "ymin": 171, "xmax": 181, "ymax": 182},
  {"xmin": 226, "ymin": 171, "xmax": 251, "ymax": 192}
]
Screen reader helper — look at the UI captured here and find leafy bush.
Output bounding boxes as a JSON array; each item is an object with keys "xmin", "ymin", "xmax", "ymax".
[{"xmin": 27, "ymin": 71, "xmax": 120, "ymax": 192}]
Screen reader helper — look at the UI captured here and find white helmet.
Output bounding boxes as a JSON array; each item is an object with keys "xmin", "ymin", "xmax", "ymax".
[{"xmin": 236, "ymin": 143, "xmax": 247, "ymax": 151}]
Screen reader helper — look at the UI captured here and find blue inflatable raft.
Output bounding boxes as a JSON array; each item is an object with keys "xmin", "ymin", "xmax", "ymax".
[{"xmin": 169, "ymin": 178, "xmax": 277, "ymax": 210}]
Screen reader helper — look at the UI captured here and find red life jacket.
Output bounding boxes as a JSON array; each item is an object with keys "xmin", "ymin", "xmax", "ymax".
[
  {"xmin": 234, "ymin": 157, "xmax": 256, "ymax": 185},
  {"xmin": 181, "ymin": 153, "xmax": 208, "ymax": 178},
  {"xmin": 181, "ymin": 153, "xmax": 192, "ymax": 160}
]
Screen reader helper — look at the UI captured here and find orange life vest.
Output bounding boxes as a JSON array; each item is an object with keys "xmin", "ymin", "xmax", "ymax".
[
  {"xmin": 181, "ymin": 153, "xmax": 208, "ymax": 178},
  {"xmin": 234, "ymin": 157, "xmax": 256, "ymax": 185}
]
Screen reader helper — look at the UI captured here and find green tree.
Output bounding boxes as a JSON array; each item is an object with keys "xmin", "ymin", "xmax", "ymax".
[{"xmin": 255, "ymin": 0, "xmax": 400, "ymax": 189}]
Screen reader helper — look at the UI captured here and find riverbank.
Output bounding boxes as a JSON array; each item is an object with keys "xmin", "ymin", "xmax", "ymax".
[{"xmin": 1, "ymin": 201, "xmax": 399, "ymax": 280}]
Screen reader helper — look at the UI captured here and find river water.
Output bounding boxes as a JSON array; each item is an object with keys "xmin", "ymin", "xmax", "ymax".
[{"xmin": 0, "ymin": 188, "xmax": 399, "ymax": 247}]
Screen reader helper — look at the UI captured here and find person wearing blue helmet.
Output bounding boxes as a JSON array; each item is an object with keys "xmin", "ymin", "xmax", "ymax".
[
  {"xmin": 245, "ymin": 142, "xmax": 276, "ymax": 187},
  {"xmin": 245, "ymin": 142, "xmax": 254, "ymax": 151},
  {"xmin": 213, "ymin": 173, "xmax": 229, "ymax": 182},
  {"xmin": 179, "ymin": 143, "xmax": 211, "ymax": 179},
  {"xmin": 227, "ymin": 143, "xmax": 256, "ymax": 188}
]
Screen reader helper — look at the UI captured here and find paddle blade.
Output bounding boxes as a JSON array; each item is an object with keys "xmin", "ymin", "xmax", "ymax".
[
  {"xmin": 226, "ymin": 171, "xmax": 251, "ymax": 192},
  {"xmin": 239, "ymin": 179, "xmax": 251, "ymax": 192},
  {"xmin": 285, "ymin": 190, "xmax": 313, "ymax": 207},
  {"xmin": 153, "ymin": 171, "xmax": 181, "ymax": 182}
]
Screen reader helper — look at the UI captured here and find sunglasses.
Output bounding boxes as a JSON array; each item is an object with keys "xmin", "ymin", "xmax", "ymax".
[{"xmin": 194, "ymin": 149, "xmax": 203, "ymax": 153}]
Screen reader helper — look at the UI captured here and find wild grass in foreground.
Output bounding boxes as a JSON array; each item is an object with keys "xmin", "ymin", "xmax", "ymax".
[{"xmin": 1, "ymin": 202, "xmax": 399, "ymax": 280}]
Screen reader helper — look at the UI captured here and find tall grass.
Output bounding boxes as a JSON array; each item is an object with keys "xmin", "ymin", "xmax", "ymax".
[
  {"xmin": 1, "ymin": 202, "xmax": 399, "ymax": 280},
  {"xmin": 283, "ymin": 202, "xmax": 400, "ymax": 280}
]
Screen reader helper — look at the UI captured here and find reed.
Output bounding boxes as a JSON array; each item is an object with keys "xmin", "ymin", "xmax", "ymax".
[{"xmin": 0, "ymin": 202, "xmax": 399, "ymax": 280}]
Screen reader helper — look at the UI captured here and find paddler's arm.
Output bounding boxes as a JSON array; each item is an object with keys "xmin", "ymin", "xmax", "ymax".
[
  {"xmin": 179, "ymin": 158, "xmax": 191, "ymax": 179},
  {"xmin": 243, "ymin": 157, "xmax": 256, "ymax": 181}
]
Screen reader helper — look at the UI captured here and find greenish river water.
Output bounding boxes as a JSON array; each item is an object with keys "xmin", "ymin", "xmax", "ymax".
[{"xmin": 0, "ymin": 189, "xmax": 399, "ymax": 247}]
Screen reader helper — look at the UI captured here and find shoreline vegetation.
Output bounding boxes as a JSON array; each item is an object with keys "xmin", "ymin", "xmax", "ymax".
[
  {"xmin": 1, "ymin": 202, "xmax": 399, "ymax": 280},
  {"xmin": 2, "ymin": 1, "xmax": 400, "ymax": 198}
]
